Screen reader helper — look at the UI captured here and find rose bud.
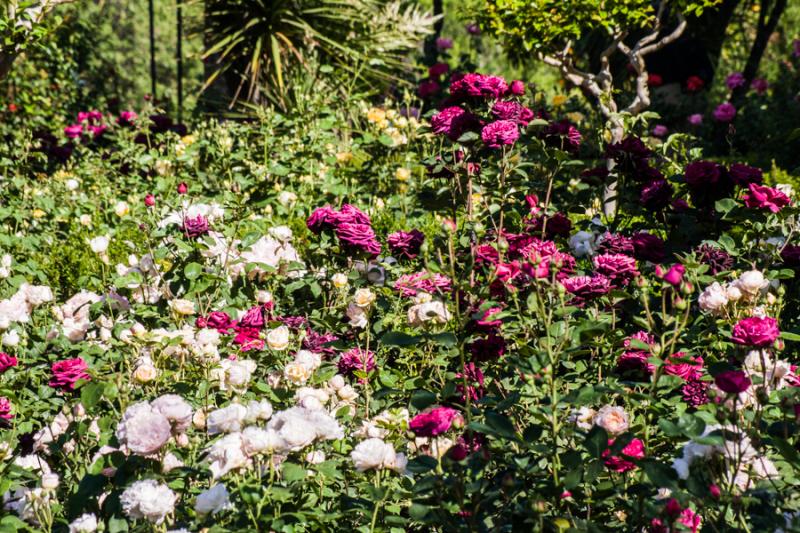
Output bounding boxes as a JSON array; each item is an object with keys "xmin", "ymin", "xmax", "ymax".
[{"xmin": 177, "ymin": 182, "xmax": 188, "ymax": 194}]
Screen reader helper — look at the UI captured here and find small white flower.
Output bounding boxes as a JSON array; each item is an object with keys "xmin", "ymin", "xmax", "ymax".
[
  {"xmin": 79, "ymin": 214, "xmax": 92, "ymax": 226},
  {"xmin": 88, "ymin": 236, "xmax": 110, "ymax": 254},
  {"xmin": 65, "ymin": 179, "xmax": 79, "ymax": 191},
  {"xmin": 69, "ymin": 513, "xmax": 98, "ymax": 532},
  {"xmin": 353, "ymin": 288, "xmax": 376, "ymax": 308},
  {"xmin": 569, "ymin": 231, "xmax": 597, "ymax": 258},
  {"xmin": 698, "ymin": 282, "xmax": 729, "ymax": 314},
  {"xmin": 114, "ymin": 201, "xmax": 130, "ymax": 217},
  {"xmin": 346, "ymin": 303, "xmax": 368, "ymax": 329},
  {"xmin": 593, "ymin": 405, "xmax": 629, "ymax": 436},
  {"xmin": 168, "ymin": 299, "xmax": 195, "ymax": 316},
  {"xmin": 331, "ymin": 273, "xmax": 349, "ymax": 289},
  {"xmin": 120, "ymin": 479, "xmax": 176, "ymax": 524},
  {"xmin": 2, "ymin": 330, "xmax": 20, "ymax": 347},
  {"xmin": 266, "ymin": 325, "xmax": 290, "ymax": 350}
]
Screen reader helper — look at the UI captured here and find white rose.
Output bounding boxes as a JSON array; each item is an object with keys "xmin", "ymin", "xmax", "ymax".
[
  {"xmin": 277, "ymin": 190, "xmax": 298, "ymax": 206},
  {"xmin": 269, "ymin": 225, "xmax": 293, "ymax": 242},
  {"xmin": 161, "ymin": 452, "xmax": 184, "ymax": 472},
  {"xmin": 568, "ymin": 407, "xmax": 596, "ymax": 431},
  {"xmin": 41, "ymin": 473, "xmax": 59, "ymax": 490},
  {"xmin": 256, "ymin": 290, "xmax": 273, "ymax": 304},
  {"xmin": 331, "ymin": 273, "xmax": 348, "ymax": 289},
  {"xmin": 328, "ymin": 374, "xmax": 346, "ymax": 390},
  {"xmin": 69, "ymin": 513, "xmax": 98, "ymax": 532},
  {"xmin": 351, "ymin": 438, "xmax": 397, "ymax": 472},
  {"xmin": 79, "ymin": 214, "xmax": 92, "ymax": 226},
  {"xmin": 294, "ymin": 350, "xmax": 321, "ymax": 371},
  {"xmin": 726, "ymin": 284, "xmax": 743, "ymax": 302},
  {"xmin": 116, "ymin": 402, "xmax": 172, "ymax": 456},
  {"xmin": 195, "ymin": 483, "xmax": 232, "ymax": 516},
  {"xmin": 266, "ymin": 325, "xmax": 290, "ymax": 350},
  {"xmin": 734, "ymin": 270, "xmax": 769, "ymax": 297},
  {"xmin": 120, "ymin": 479, "xmax": 176, "ymax": 524},
  {"xmin": 569, "ymin": 231, "xmax": 597, "ymax": 258},
  {"xmin": 346, "ymin": 303, "xmax": 368, "ymax": 329},
  {"xmin": 88, "ymin": 236, "xmax": 110, "ymax": 254},
  {"xmin": 353, "ymin": 288, "xmax": 376, "ymax": 308},
  {"xmin": 698, "ymin": 282, "xmax": 729, "ymax": 314},
  {"xmin": 169, "ymin": 299, "xmax": 196, "ymax": 316},
  {"xmin": 284, "ymin": 361, "xmax": 314, "ymax": 386},
  {"xmin": 133, "ymin": 360, "xmax": 158, "ymax": 383},
  {"xmin": 408, "ymin": 300, "xmax": 451, "ymax": 326},
  {"xmin": 593, "ymin": 405, "xmax": 629, "ymax": 436},
  {"xmin": 2, "ymin": 330, "xmax": 20, "ymax": 347},
  {"xmin": 244, "ymin": 399, "xmax": 273, "ymax": 424},
  {"xmin": 206, "ymin": 404, "xmax": 247, "ymax": 435},
  {"xmin": 114, "ymin": 201, "xmax": 130, "ymax": 217},
  {"xmin": 337, "ymin": 385, "xmax": 358, "ymax": 402},
  {"xmin": 151, "ymin": 394, "xmax": 193, "ymax": 434},
  {"xmin": 65, "ymin": 178, "xmax": 79, "ymax": 191},
  {"xmin": 777, "ymin": 183, "xmax": 794, "ymax": 197}
]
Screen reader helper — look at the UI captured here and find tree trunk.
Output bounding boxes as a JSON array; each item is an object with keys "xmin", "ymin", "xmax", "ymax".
[
  {"xmin": 0, "ymin": 52, "xmax": 17, "ymax": 83},
  {"xmin": 603, "ymin": 119, "xmax": 625, "ymax": 220},
  {"xmin": 731, "ymin": 0, "xmax": 787, "ymax": 103},
  {"xmin": 423, "ymin": 0, "xmax": 444, "ymax": 66},
  {"xmin": 687, "ymin": 0, "xmax": 740, "ymax": 82}
]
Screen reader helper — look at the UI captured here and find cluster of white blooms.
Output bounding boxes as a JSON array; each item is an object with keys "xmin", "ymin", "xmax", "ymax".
[
  {"xmin": 199, "ymin": 226, "xmax": 305, "ymax": 281},
  {"xmin": 212, "ymin": 358, "xmax": 257, "ymax": 393},
  {"xmin": 350, "ymin": 438, "xmax": 407, "ymax": 472},
  {"xmin": 115, "ymin": 395, "xmax": 193, "ymax": 456},
  {"xmin": 120, "ymin": 479, "xmax": 177, "ymax": 524},
  {"xmin": 0, "ymin": 282, "xmax": 53, "ymax": 330},
  {"xmin": 50, "ymin": 290, "xmax": 102, "ymax": 342},
  {"xmin": 115, "ymin": 254, "xmax": 163, "ymax": 304},
  {"xmin": 407, "ymin": 292, "xmax": 451, "ymax": 327},
  {"xmin": 201, "ymin": 401, "xmax": 341, "ymax": 479},
  {"xmin": 283, "ymin": 350, "xmax": 322, "ymax": 386},
  {"xmin": 33, "ymin": 404, "xmax": 101, "ymax": 454},
  {"xmin": 294, "ymin": 374, "xmax": 359, "ymax": 414},
  {"xmin": 68, "ymin": 513, "xmax": 99, "ymax": 532},
  {"xmin": 346, "ymin": 288, "xmax": 375, "ymax": 329},
  {"xmin": 672, "ymin": 424, "xmax": 779, "ymax": 491},
  {"xmin": 2, "ymin": 454, "xmax": 57, "ymax": 525},
  {"xmin": 159, "ymin": 202, "xmax": 225, "ymax": 228},
  {"xmin": 354, "ymin": 408, "xmax": 409, "ymax": 439},
  {"xmin": 698, "ymin": 270, "xmax": 773, "ymax": 315}
]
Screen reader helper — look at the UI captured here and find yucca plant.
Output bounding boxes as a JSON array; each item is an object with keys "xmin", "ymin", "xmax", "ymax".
[{"xmin": 201, "ymin": 0, "xmax": 437, "ymax": 110}]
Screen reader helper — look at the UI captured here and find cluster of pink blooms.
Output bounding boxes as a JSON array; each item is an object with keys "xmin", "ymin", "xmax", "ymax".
[{"xmin": 307, "ymin": 204, "xmax": 381, "ymax": 257}]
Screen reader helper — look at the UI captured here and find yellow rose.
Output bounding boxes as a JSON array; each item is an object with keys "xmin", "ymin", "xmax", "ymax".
[
  {"xmin": 552, "ymin": 94, "xmax": 568, "ymax": 107},
  {"xmin": 353, "ymin": 288, "xmax": 376, "ymax": 308},
  {"xmin": 367, "ymin": 108, "xmax": 387, "ymax": 123},
  {"xmin": 32, "ymin": 209, "xmax": 46, "ymax": 219},
  {"xmin": 396, "ymin": 168, "xmax": 411, "ymax": 181}
]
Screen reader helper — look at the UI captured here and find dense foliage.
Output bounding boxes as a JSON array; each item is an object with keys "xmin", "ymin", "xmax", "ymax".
[{"xmin": 2, "ymin": 1, "xmax": 800, "ymax": 532}]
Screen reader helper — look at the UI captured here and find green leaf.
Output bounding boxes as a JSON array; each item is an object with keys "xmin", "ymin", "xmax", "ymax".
[
  {"xmin": 281, "ymin": 462, "xmax": 306, "ymax": 482},
  {"xmin": 380, "ymin": 331, "xmax": 420, "ymax": 346},
  {"xmin": 642, "ymin": 460, "xmax": 677, "ymax": 488},
  {"xmin": 484, "ymin": 411, "xmax": 517, "ymax": 440},
  {"xmin": 184, "ymin": 262, "xmax": 203, "ymax": 280}
]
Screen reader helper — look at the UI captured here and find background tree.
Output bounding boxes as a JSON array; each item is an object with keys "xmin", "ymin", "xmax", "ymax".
[
  {"xmin": 478, "ymin": 0, "xmax": 722, "ymax": 215},
  {"xmin": 0, "ymin": 0, "xmax": 69, "ymax": 81}
]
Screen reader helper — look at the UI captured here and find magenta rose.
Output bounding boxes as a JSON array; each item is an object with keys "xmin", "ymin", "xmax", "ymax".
[
  {"xmin": 731, "ymin": 316, "xmax": 780, "ymax": 347},
  {"xmin": 182, "ymin": 215, "xmax": 209, "ymax": 238},
  {"xmin": 598, "ymin": 233, "xmax": 634, "ymax": 255},
  {"xmin": 640, "ymin": 179, "xmax": 674, "ymax": 211},
  {"xmin": 430, "ymin": 106, "xmax": 481, "ymax": 141},
  {"xmin": 239, "ymin": 306, "xmax": 266, "ymax": 329},
  {"xmin": 481, "ymin": 120, "xmax": 519, "ymax": 149},
  {"xmin": 602, "ymin": 438, "xmax": 645, "ymax": 472},
  {"xmin": 0, "ymin": 397, "xmax": 13, "ymax": 420},
  {"xmin": 664, "ymin": 352, "xmax": 704, "ymax": 381},
  {"xmin": 714, "ymin": 370, "xmax": 751, "ymax": 393},
  {"xmin": 508, "ymin": 80, "xmax": 525, "ymax": 95},
  {"xmin": 728, "ymin": 163, "xmax": 763, "ymax": 186},
  {"xmin": 335, "ymin": 222, "xmax": 381, "ymax": 257},
  {"xmin": 0, "ymin": 352, "xmax": 18, "ymax": 374},
  {"xmin": 387, "ymin": 229, "xmax": 425, "ymax": 259},
  {"xmin": 409, "ymin": 406, "xmax": 461, "ymax": 437},
  {"xmin": 302, "ymin": 329, "xmax": 339, "ymax": 356},
  {"xmin": 49, "ymin": 358, "xmax": 91, "ymax": 391},
  {"xmin": 632, "ymin": 232, "xmax": 666, "ymax": 263},
  {"xmin": 233, "ymin": 326, "xmax": 263, "ymax": 352},
  {"xmin": 592, "ymin": 254, "xmax": 639, "ymax": 286},
  {"xmin": 394, "ymin": 272, "xmax": 452, "ymax": 297},
  {"xmin": 333, "ymin": 204, "xmax": 371, "ymax": 226},
  {"xmin": 202, "ymin": 311, "xmax": 234, "ymax": 332},
  {"xmin": 743, "ymin": 183, "xmax": 791, "ymax": 213},
  {"xmin": 681, "ymin": 380, "xmax": 710, "ymax": 407},
  {"xmin": 713, "ymin": 102, "xmax": 737, "ymax": 122},
  {"xmin": 694, "ymin": 243, "xmax": 733, "ymax": 274},
  {"xmin": 617, "ymin": 350, "xmax": 654, "ymax": 377},
  {"xmin": 307, "ymin": 205, "xmax": 339, "ymax": 233},
  {"xmin": 491, "ymin": 101, "xmax": 535, "ymax": 125},
  {"xmin": 561, "ymin": 275, "xmax": 611, "ymax": 303},
  {"xmin": 450, "ymin": 73, "xmax": 508, "ymax": 100},
  {"xmin": 337, "ymin": 348, "xmax": 376, "ymax": 376},
  {"xmin": 726, "ymin": 72, "xmax": 746, "ymax": 90},
  {"xmin": 656, "ymin": 263, "xmax": 685, "ymax": 287}
]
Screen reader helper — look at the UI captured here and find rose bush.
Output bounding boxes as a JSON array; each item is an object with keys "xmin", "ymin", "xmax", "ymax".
[{"xmin": 1, "ymin": 63, "xmax": 800, "ymax": 533}]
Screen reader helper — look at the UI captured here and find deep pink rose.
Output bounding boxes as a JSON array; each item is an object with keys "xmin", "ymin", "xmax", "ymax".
[
  {"xmin": 0, "ymin": 352, "xmax": 17, "ymax": 374},
  {"xmin": 592, "ymin": 254, "xmax": 639, "ymax": 287},
  {"xmin": 632, "ymin": 232, "xmax": 666, "ymax": 263},
  {"xmin": 387, "ymin": 229, "xmax": 425, "ymax": 259},
  {"xmin": 49, "ymin": 358, "xmax": 90, "ymax": 391},
  {"xmin": 394, "ymin": 272, "xmax": 452, "ymax": 297},
  {"xmin": 203, "ymin": 311, "xmax": 234, "ymax": 333},
  {"xmin": 725, "ymin": 72, "xmax": 746, "ymax": 90},
  {"xmin": 0, "ymin": 397, "xmax": 13, "ymax": 420},
  {"xmin": 491, "ymin": 101, "xmax": 535, "ymax": 125},
  {"xmin": 117, "ymin": 110, "xmax": 138, "ymax": 126},
  {"xmin": 333, "ymin": 204, "xmax": 371, "ymax": 226},
  {"xmin": 409, "ymin": 406, "xmax": 460, "ymax": 437},
  {"xmin": 728, "ymin": 163, "xmax": 763, "ymax": 186},
  {"xmin": 450, "ymin": 73, "xmax": 508, "ymax": 100},
  {"xmin": 664, "ymin": 352, "xmax": 704, "ymax": 381},
  {"xmin": 714, "ymin": 369, "xmax": 751, "ymax": 393},
  {"xmin": 713, "ymin": 102, "xmax": 736, "ymax": 122},
  {"xmin": 307, "ymin": 205, "xmax": 339, "ymax": 233},
  {"xmin": 682, "ymin": 380, "xmax": 710, "ymax": 407},
  {"xmin": 617, "ymin": 350, "xmax": 654, "ymax": 377},
  {"xmin": 338, "ymin": 348, "xmax": 375, "ymax": 376},
  {"xmin": 598, "ymin": 233, "xmax": 634, "ymax": 255},
  {"xmin": 481, "ymin": 120, "xmax": 519, "ymax": 148},
  {"xmin": 731, "ymin": 316, "xmax": 780, "ymax": 347},
  {"xmin": 743, "ymin": 183, "xmax": 791, "ymax": 213},
  {"xmin": 656, "ymin": 263, "xmax": 685, "ymax": 287},
  {"xmin": 335, "ymin": 222, "xmax": 381, "ymax": 257},
  {"xmin": 302, "ymin": 329, "xmax": 339, "ymax": 356},
  {"xmin": 239, "ymin": 306, "xmax": 265, "ymax": 329},
  {"xmin": 428, "ymin": 63, "xmax": 449, "ymax": 78},
  {"xmin": 640, "ymin": 179, "xmax": 674, "ymax": 211},
  {"xmin": 602, "ymin": 438, "xmax": 645, "ymax": 472},
  {"xmin": 430, "ymin": 106, "xmax": 480, "ymax": 141},
  {"xmin": 64, "ymin": 124, "xmax": 84, "ymax": 139},
  {"xmin": 561, "ymin": 275, "xmax": 611, "ymax": 303},
  {"xmin": 182, "ymin": 215, "xmax": 209, "ymax": 238},
  {"xmin": 508, "ymin": 80, "xmax": 525, "ymax": 95}
]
